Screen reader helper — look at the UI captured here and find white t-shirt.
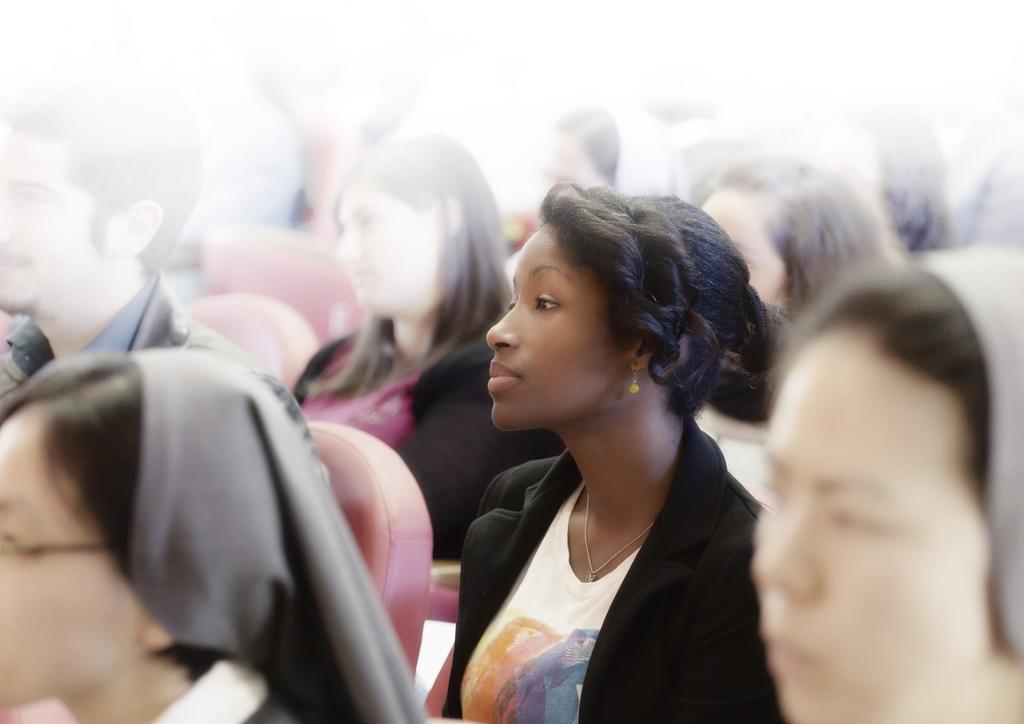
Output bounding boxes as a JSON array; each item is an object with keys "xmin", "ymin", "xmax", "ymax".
[{"xmin": 461, "ymin": 485, "xmax": 640, "ymax": 723}]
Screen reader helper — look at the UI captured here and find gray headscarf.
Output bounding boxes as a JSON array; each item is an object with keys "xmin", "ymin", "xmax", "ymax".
[
  {"xmin": 926, "ymin": 247, "xmax": 1024, "ymax": 657},
  {"xmin": 130, "ymin": 350, "xmax": 422, "ymax": 723}
]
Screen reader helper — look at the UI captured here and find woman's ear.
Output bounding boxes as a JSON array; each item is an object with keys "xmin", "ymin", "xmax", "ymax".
[
  {"xmin": 629, "ymin": 338, "xmax": 654, "ymax": 372},
  {"xmin": 630, "ymin": 337, "xmax": 690, "ymax": 375}
]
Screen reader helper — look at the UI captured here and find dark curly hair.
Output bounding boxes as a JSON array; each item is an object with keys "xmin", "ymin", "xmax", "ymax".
[{"xmin": 539, "ymin": 185, "xmax": 782, "ymax": 419}]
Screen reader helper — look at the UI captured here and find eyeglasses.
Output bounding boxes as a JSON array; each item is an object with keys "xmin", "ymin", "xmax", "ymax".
[{"xmin": 0, "ymin": 539, "xmax": 106, "ymax": 557}]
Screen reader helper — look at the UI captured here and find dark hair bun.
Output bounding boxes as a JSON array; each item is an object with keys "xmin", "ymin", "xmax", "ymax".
[{"xmin": 540, "ymin": 185, "xmax": 783, "ymax": 418}]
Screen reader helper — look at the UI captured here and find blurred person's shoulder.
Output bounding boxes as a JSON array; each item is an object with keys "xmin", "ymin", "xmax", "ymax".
[
  {"xmin": 424, "ymin": 339, "xmax": 492, "ymax": 381},
  {"xmin": 414, "ymin": 339, "xmax": 493, "ymax": 407}
]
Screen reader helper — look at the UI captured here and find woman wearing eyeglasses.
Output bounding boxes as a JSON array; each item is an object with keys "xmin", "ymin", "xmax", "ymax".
[{"xmin": 0, "ymin": 351, "xmax": 420, "ymax": 724}]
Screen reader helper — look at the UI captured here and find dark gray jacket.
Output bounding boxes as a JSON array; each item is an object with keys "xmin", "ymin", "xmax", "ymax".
[{"xmin": 0, "ymin": 277, "xmax": 300, "ymax": 419}]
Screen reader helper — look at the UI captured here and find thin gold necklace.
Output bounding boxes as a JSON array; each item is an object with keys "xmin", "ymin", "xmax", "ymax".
[{"xmin": 583, "ymin": 489, "xmax": 654, "ymax": 583}]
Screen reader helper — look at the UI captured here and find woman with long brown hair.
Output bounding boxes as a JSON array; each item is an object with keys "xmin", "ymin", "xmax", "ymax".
[{"xmin": 295, "ymin": 135, "xmax": 560, "ymax": 558}]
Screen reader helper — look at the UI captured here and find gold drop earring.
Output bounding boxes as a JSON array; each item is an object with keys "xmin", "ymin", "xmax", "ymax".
[{"xmin": 629, "ymin": 369, "xmax": 641, "ymax": 395}]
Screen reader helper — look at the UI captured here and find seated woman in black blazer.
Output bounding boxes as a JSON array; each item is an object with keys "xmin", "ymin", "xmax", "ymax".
[{"xmin": 446, "ymin": 186, "xmax": 784, "ymax": 722}]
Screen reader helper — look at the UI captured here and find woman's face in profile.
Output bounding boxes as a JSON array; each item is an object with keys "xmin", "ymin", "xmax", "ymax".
[
  {"xmin": 0, "ymin": 406, "xmax": 168, "ymax": 708},
  {"xmin": 335, "ymin": 186, "xmax": 448, "ymax": 322},
  {"xmin": 753, "ymin": 330, "xmax": 996, "ymax": 724},
  {"xmin": 702, "ymin": 188, "xmax": 788, "ymax": 310},
  {"xmin": 486, "ymin": 226, "xmax": 634, "ymax": 432}
]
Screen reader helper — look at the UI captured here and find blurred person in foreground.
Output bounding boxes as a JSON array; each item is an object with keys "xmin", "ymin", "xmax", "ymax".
[
  {"xmin": 755, "ymin": 248, "xmax": 1024, "ymax": 724},
  {"xmin": 0, "ymin": 351, "xmax": 420, "ymax": 723}
]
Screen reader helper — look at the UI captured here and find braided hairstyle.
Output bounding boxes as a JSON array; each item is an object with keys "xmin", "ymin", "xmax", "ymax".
[{"xmin": 539, "ymin": 185, "xmax": 782, "ymax": 419}]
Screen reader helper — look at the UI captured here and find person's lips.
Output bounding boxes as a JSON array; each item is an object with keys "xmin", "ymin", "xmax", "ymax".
[
  {"xmin": 488, "ymin": 360, "xmax": 522, "ymax": 395},
  {"xmin": 764, "ymin": 635, "xmax": 817, "ymax": 680}
]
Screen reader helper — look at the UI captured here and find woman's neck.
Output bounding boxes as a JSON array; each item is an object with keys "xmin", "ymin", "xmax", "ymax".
[
  {"xmin": 559, "ymin": 394, "xmax": 685, "ymax": 534},
  {"xmin": 392, "ymin": 313, "xmax": 438, "ymax": 365},
  {"xmin": 63, "ymin": 655, "xmax": 191, "ymax": 724}
]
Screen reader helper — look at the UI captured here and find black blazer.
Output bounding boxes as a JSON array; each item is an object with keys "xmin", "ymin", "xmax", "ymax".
[
  {"xmin": 0, "ymin": 276, "xmax": 303, "ymax": 426},
  {"xmin": 445, "ymin": 420, "xmax": 782, "ymax": 723}
]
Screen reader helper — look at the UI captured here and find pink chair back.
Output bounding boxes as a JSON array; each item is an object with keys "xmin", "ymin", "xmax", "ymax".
[
  {"xmin": 427, "ymin": 556, "xmax": 460, "ymax": 622},
  {"xmin": 188, "ymin": 293, "xmax": 319, "ymax": 390},
  {"xmin": 309, "ymin": 421, "xmax": 433, "ymax": 667},
  {"xmin": 200, "ymin": 225, "xmax": 363, "ymax": 343}
]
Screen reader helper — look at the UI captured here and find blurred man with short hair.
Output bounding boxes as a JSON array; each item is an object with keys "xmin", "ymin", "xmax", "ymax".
[{"xmin": 0, "ymin": 74, "xmax": 292, "ymax": 405}]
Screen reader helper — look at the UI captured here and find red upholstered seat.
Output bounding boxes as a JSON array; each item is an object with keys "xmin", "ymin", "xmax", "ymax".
[
  {"xmin": 188, "ymin": 292, "xmax": 319, "ymax": 390},
  {"xmin": 309, "ymin": 421, "xmax": 434, "ymax": 667},
  {"xmin": 200, "ymin": 224, "xmax": 363, "ymax": 343}
]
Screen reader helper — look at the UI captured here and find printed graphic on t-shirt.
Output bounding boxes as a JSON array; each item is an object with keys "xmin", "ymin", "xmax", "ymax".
[{"xmin": 462, "ymin": 613, "xmax": 599, "ymax": 724}]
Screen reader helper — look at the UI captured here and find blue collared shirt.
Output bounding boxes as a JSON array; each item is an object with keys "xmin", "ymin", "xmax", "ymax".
[{"xmin": 82, "ymin": 276, "xmax": 159, "ymax": 353}]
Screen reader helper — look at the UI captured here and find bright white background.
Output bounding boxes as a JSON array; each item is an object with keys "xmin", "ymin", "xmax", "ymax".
[{"xmin": 1, "ymin": 0, "xmax": 1020, "ymax": 209}]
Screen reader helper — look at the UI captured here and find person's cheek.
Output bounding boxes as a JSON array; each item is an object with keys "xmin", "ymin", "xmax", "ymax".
[{"xmin": 830, "ymin": 551, "xmax": 923, "ymax": 701}]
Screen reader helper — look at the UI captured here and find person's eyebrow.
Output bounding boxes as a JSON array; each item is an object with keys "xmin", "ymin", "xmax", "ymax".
[
  {"xmin": 528, "ymin": 265, "xmax": 573, "ymax": 281},
  {"xmin": 813, "ymin": 476, "xmax": 891, "ymax": 500},
  {"xmin": 764, "ymin": 451, "xmax": 890, "ymax": 500}
]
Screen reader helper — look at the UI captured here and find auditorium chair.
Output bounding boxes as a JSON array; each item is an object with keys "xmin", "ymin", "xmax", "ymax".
[
  {"xmin": 188, "ymin": 292, "xmax": 319, "ymax": 390},
  {"xmin": 309, "ymin": 421, "xmax": 434, "ymax": 667},
  {"xmin": 200, "ymin": 224, "xmax": 363, "ymax": 343}
]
